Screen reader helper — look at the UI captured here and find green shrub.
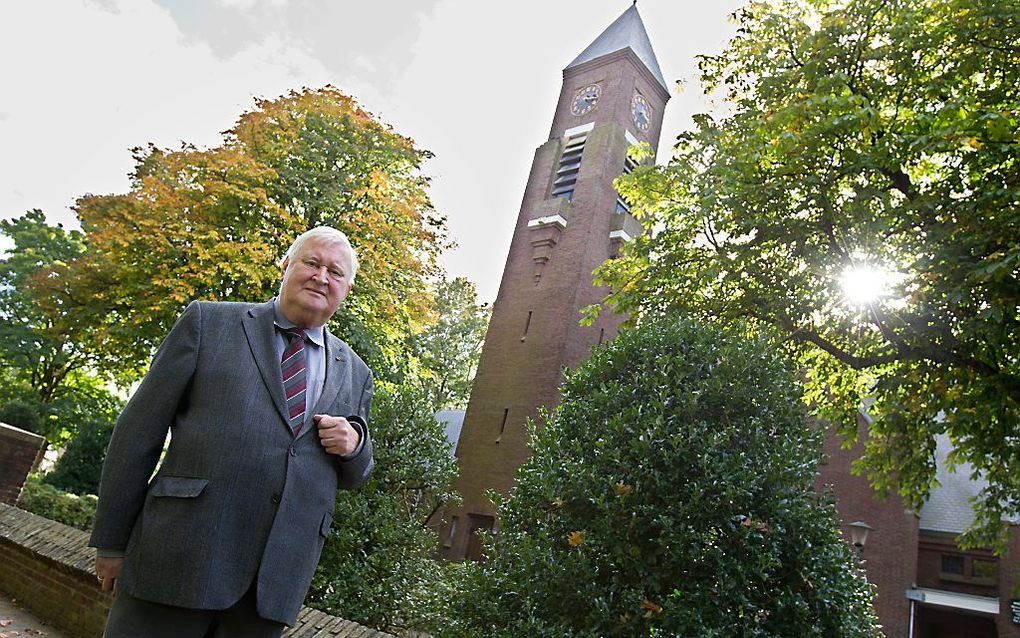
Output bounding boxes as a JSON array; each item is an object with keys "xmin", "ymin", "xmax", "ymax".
[
  {"xmin": 43, "ymin": 417, "xmax": 113, "ymax": 496},
  {"xmin": 0, "ymin": 398, "xmax": 42, "ymax": 434},
  {"xmin": 448, "ymin": 316, "xmax": 880, "ymax": 637},
  {"xmin": 17, "ymin": 475, "xmax": 97, "ymax": 531},
  {"xmin": 307, "ymin": 382, "xmax": 460, "ymax": 633}
]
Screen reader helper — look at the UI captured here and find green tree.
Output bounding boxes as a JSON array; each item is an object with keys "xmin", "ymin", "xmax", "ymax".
[
  {"xmin": 43, "ymin": 416, "xmax": 114, "ymax": 496},
  {"xmin": 449, "ymin": 316, "xmax": 879, "ymax": 637},
  {"xmin": 0, "ymin": 212, "xmax": 120, "ymax": 443},
  {"xmin": 0, "ymin": 210, "xmax": 89, "ymax": 403},
  {"xmin": 307, "ymin": 382, "xmax": 459, "ymax": 632},
  {"xmin": 41, "ymin": 86, "xmax": 446, "ymax": 381},
  {"xmin": 407, "ymin": 276, "xmax": 490, "ymax": 409},
  {"xmin": 596, "ymin": 0, "xmax": 1020, "ymax": 549}
]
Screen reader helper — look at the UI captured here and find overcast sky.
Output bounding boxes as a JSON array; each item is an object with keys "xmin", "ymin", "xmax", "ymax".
[{"xmin": 0, "ymin": 0, "xmax": 743, "ymax": 302}]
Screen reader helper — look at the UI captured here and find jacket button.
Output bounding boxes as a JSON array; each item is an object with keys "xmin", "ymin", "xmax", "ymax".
[
  {"xmin": 271, "ymin": 494, "xmax": 280, "ymax": 504},
  {"xmin": 289, "ymin": 447, "xmax": 297, "ymax": 457}
]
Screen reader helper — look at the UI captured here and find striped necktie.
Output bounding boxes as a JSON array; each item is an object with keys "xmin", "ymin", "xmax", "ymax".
[{"xmin": 280, "ymin": 327, "xmax": 307, "ymax": 436}]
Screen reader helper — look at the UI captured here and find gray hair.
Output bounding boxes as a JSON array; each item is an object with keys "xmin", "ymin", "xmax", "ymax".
[{"xmin": 284, "ymin": 226, "xmax": 359, "ymax": 283}]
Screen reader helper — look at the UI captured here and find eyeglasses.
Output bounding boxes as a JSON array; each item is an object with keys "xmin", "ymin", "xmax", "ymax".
[{"xmin": 299, "ymin": 257, "xmax": 347, "ymax": 284}]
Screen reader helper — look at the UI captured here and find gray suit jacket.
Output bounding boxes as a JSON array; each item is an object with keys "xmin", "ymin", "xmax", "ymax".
[{"xmin": 89, "ymin": 300, "xmax": 374, "ymax": 625}]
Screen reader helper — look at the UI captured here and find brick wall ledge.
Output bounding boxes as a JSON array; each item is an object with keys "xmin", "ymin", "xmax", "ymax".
[{"xmin": 0, "ymin": 503, "xmax": 393, "ymax": 638}]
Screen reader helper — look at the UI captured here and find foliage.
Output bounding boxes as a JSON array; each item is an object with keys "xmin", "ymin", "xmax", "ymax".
[
  {"xmin": 17, "ymin": 475, "xmax": 98, "ymax": 531},
  {"xmin": 0, "ymin": 368, "xmax": 121, "ymax": 444},
  {"xmin": 39, "ymin": 86, "xmax": 446, "ymax": 382},
  {"xmin": 448, "ymin": 316, "xmax": 879, "ymax": 637},
  {"xmin": 0, "ymin": 210, "xmax": 91, "ymax": 401},
  {"xmin": 307, "ymin": 381, "xmax": 460, "ymax": 632},
  {"xmin": 407, "ymin": 276, "xmax": 490, "ymax": 409},
  {"xmin": 0, "ymin": 397, "xmax": 42, "ymax": 434},
  {"xmin": 595, "ymin": 0, "xmax": 1020, "ymax": 550},
  {"xmin": 43, "ymin": 417, "xmax": 114, "ymax": 496}
]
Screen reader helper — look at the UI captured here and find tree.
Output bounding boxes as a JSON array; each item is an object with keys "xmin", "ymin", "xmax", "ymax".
[
  {"xmin": 0, "ymin": 212, "xmax": 120, "ymax": 443},
  {"xmin": 307, "ymin": 381, "xmax": 459, "ymax": 632},
  {"xmin": 407, "ymin": 276, "xmax": 490, "ymax": 409},
  {"xmin": 43, "ymin": 416, "xmax": 114, "ymax": 496},
  {"xmin": 39, "ymin": 86, "xmax": 446, "ymax": 381},
  {"xmin": 449, "ymin": 316, "xmax": 879, "ymax": 637},
  {"xmin": 596, "ymin": 0, "xmax": 1020, "ymax": 549},
  {"xmin": 0, "ymin": 210, "xmax": 90, "ymax": 402}
]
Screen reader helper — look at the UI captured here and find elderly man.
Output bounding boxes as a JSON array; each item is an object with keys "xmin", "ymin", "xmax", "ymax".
[{"xmin": 90, "ymin": 227, "xmax": 374, "ymax": 638}]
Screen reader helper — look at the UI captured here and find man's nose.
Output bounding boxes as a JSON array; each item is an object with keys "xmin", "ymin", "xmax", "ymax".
[{"xmin": 311, "ymin": 266, "xmax": 330, "ymax": 283}]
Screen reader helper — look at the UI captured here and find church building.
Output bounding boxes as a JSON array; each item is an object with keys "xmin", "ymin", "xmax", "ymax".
[
  {"xmin": 439, "ymin": 5, "xmax": 1020, "ymax": 638},
  {"xmin": 440, "ymin": 3, "xmax": 668, "ymax": 562}
]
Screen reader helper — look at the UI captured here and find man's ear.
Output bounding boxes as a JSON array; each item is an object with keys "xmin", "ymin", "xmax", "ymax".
[{"xmin": 280, "ymin": 256, "xmax": 291, "ymax": 279}]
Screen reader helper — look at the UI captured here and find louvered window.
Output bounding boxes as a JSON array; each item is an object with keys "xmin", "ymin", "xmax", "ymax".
[
  {"xmin": 615, "ymin": 155, "xmax": 637, "ymax": 214},
  {"xmin": 551, "ymin": 132, "xmax": 587, "ymax": 201}
]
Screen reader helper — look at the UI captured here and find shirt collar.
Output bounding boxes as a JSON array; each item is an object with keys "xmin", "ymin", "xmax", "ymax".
[{"xmin": 272, "ymin": 298, "xmax": 325, "ymax": 348}]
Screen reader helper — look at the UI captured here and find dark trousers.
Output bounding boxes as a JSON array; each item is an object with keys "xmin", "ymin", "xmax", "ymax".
[{"xmin": 103, "ymin": 582, "xmax": 286, "ymax": 638}]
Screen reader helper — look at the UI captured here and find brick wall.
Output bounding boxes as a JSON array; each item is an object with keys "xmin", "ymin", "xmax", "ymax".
[
  {"xmin": 0, "ymin": 421, "xmax": 45, "ymax": 505},
  {"xmin": 0, "ymin": 504, "xmax": 393, "ymax": 638},
  {"xmin": 814, "ymin": 417, "xmax": 919, "ymax": 638}
]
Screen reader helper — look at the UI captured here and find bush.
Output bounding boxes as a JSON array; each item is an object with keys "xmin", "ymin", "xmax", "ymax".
[
  {"xmin": 17, "ymin": 476, "xmax": 97, "ymax": 531},
  {"xmin": 44, "ymin": 417, "xmax": 113, "ymax": 496},
  {"xmin": 448, "ymin": 316, "xmax": 880, "ymax": 637},
  {"xmin": 0, "ymin": 398, "xmax": 42, "ymax": 434},
  {"xmin": 307, "ymin": 382, "xmax": 460, "ymax": 633}
]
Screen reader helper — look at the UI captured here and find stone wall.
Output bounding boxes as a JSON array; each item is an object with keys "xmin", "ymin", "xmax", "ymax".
[
  {"xmin": 0, "ymin": 504, "xmax": 392, "ymax": 638},
  {"xmin": 0, "ymin": 421, "xmax": 45, "ymax": 505}
]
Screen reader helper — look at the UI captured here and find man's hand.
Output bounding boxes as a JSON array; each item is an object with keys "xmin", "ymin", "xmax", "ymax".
[
  {"xmin": 95, "ymin": 556, "xmax": 123, "ymax": 593},
  {"xmin": 314, "ymin": 414, "xmax": 360, "ymax": 457}
]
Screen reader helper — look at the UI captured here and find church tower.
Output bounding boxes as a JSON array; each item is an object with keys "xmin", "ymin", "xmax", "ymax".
[{"xmin": 441, "ymin": 5, "xmax": 670, "ymax": 560}]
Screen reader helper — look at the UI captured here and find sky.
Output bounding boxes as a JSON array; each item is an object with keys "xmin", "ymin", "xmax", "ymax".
[{"xmin": 0, "ymin": 0, "xmax": 744, "ymax": 302}]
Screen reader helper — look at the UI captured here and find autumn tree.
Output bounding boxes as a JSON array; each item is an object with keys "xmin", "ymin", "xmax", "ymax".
[
  {"xmin": 597, "ymin": 0, "xmax": 1020, "ymax": 549},
  {"xmin": 41, "ymin": 87, "xmax": 446, "ymax": 380},
  {"xmin": 406, "ymin": 276, "xmax": 490, "ymax": 409},
  {"xmin": 449, "ymin": 316, "xmax": 879, "ymax": 637}
]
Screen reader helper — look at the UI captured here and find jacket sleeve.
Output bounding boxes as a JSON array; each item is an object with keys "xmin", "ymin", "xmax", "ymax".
[
  {"xmin": 336, "ymin": 371, "xmax": 374, "ymax": 491},
  {"xmin": 89, "ymin": 301, "xmax": 202, "ymax": 550}
]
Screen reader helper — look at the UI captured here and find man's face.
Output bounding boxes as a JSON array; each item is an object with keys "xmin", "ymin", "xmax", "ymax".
[{"xmin": 278, "ymin": 238, "xmax": 354, "ymax": 328}]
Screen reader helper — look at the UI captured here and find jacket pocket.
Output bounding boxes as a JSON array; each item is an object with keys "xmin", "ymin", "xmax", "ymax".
[
  {"xmin": 320, "ymin": 511, "xmax": 333, "ymax": 538},
  {"xmin": 149, "ymin": 476, "xmax": 209, "ymax": 498}
]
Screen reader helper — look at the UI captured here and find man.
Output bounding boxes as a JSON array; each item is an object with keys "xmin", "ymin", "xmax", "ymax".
[{"xmin": 89, "ymin": 227, "xmax": 374, "ymax": 638}]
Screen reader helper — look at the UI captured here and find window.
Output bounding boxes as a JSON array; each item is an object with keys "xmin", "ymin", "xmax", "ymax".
[
  {"xmin": 552, "ymin": 132, "xmax": 588, "ymax": 201},
  {"xmin": 443, "ymin": 516, "xmax": 459, "ymax": 548},
  {"xmin": 971, "ymin": 559, "xmax": 998, "ymax": 586},
  {"xmin": 614, "ymin": 155, "xmax": 638, "ymax": 214},
  {"xmin": 466, "ymin": 514, "xmax": 495, "ymax": 562},
  {"xmin": 496, "ymin": 408, "xmax": 509, "ymax": 442},
  {"xmin": 940, "ymin": 554, "xmax": 965, "ymax": 577}
]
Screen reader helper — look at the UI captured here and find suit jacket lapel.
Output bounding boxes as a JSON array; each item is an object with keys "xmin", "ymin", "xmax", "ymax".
[
  {"xmin": 296, "ymin": 330, "xmax": 350, "ymax": 442},
  {"xmin": 243, "ymin": 302, "xmax": 291, "ymax": 427}
]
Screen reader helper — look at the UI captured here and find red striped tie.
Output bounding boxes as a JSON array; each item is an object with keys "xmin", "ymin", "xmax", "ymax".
[{"xmin": 280, "ymin": 328, "xmax": 307, "ymax": 436}]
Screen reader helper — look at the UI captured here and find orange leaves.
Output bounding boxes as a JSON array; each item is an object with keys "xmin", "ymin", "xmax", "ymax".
[
  {"xmin": 612, "ymin": 481, "xmax": 633, "ymax": 497},
  {"xmin": 640, "ymin": 599, "xmax": 662, "ymax": 617},
  {"xmin": 740, "ymin": 515, "xmax": 771, "ymax": 534},
  {"xmin": 567, "ymin": 530, "xmax": 585, "ymax": 547}
]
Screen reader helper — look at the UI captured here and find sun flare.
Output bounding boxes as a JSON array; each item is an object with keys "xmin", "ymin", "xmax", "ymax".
[{"xmin": 840, "ymin": 263, "xmax": 893, "ymax": 306}]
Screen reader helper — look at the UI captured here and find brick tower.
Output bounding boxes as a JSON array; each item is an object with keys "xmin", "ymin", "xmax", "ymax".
[{"xmin": 441, "ymin": 5, "xmax": 671, "ymax": 560}]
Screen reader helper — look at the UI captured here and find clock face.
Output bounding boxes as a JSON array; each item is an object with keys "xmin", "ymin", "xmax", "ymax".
[
  {"xmin": 570, "ymin": 83, "xmax": 602, "ymax": 116},
  {"xmin": 631, "ymin": 93, "xmax": 652, "ymax": 132}
]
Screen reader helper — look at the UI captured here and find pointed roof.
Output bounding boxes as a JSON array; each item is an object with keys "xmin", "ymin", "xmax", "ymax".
[{"xmin": 565, "ymin": 4, "xmax": 668, "ymax": 93}]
